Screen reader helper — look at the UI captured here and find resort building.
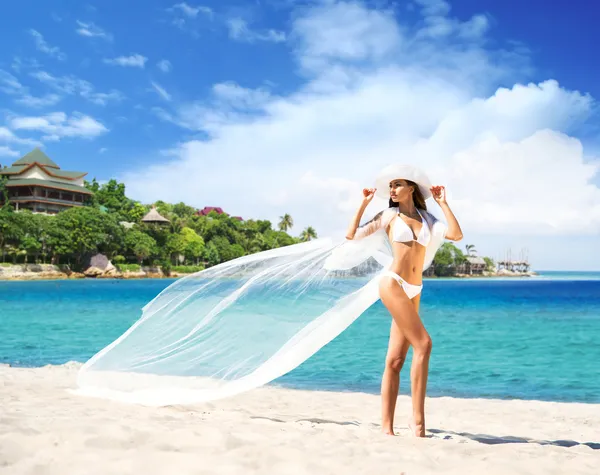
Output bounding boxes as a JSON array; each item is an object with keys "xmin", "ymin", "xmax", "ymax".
[
  {"xmin": 462, "ymin": 256, "xmax": 487, "ymax": 275},
  {"xmin": 195, "ymin": 206, "xmax": 243, "ymax": 221},
  {"xmin": 195, "ymin": 206, "xmax": 224, "ymax": 216},
  {"xmin": 497, "ymin": 260, "xmax": 530, "ymax": 273},
  {"xmin": 497, "ymin": 248, "xmax": 531, "ymax": 273},
  {"xmin": 0, "ymin": 148, "xmax": 92, "ymax": 214}
]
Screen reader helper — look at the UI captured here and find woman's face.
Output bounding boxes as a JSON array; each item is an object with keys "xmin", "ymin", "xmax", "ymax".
[{"xmin": 389, "ymin": 178, "xmax": 413, "ymax": 202}]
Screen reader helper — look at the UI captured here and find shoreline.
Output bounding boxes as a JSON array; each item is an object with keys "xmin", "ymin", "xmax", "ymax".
[
  {"xmin": 0, "ymin": 263, "xmax": 193, "ymax": 281},
  {"xmin": 0, "ymin": 274, "xmax": 186, "ymax": 281},
  {"xmin": 0, "ymin": 263, "xmax": 538, "ymax": 282},
  {"xmin": 1, "ymin": 363, "xmax": 598, "ymax": 474},
  {"xmin": 2, "ymin": 360, "xmax": 599, "ymax": 406}
]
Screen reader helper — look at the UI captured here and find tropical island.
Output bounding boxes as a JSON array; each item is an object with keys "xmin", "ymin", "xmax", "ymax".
[{"xmin": 0, "ymin": 148, "xmax": 533, "ymax": 280}]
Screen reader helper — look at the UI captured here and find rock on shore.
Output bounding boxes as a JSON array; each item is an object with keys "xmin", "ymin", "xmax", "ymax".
[{"xmin": 0, "ymin": 263, "xmax": 181, "ymax": 280}]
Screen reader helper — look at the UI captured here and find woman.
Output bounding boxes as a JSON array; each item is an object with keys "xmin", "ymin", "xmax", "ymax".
[{"xmin": 345, "ymin": 164, "xmax": 463, "ymax": 437}]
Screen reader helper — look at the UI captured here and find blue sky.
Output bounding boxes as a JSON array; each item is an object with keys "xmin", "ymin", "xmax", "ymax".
[
  {"xmin": 1, "ymin": 0, "xmax": 299, "ymax": 172},
  {"xmin": 1, "ymin": 0, "xmax": 599, "ymax": 270}
]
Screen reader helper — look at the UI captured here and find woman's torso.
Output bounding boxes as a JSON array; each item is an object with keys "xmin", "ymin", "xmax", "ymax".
[{"xmin": 384, "ymin": 209, "xmax": 430, "ymax": 285}]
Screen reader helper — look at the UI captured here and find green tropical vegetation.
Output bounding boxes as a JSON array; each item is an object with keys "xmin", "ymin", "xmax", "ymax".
[
  {"xmin": 0, "ymin": 175, "xmax": 497, "ymax": 277},
  {"xmin": 432, "ymin": 242, "xmax": 469, "ymax": 276},
  {"xmin": 0, "ymin": 178, "xmax": 319, "ymax": 274},
  {"xmin": 278, "ymin": 213, "xmax": 293, "ymax": 232},
  {"xmin": 431, "ymin": 242, "xmax": 496, "ymax": 276},
  {"xmin": 0, "ymin": 175, "xmax": 8, "ymax": 204}
]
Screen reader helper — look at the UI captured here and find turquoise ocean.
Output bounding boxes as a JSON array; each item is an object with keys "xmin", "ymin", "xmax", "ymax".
[{"xmin": 1, "ymin": 272, "xmax": 599, "ymax": 403}]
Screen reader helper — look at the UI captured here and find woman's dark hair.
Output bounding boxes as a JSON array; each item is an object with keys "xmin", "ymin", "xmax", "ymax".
[{"xmin": 388, "ymin": 180, "xmax": 427, "ymax": 210}]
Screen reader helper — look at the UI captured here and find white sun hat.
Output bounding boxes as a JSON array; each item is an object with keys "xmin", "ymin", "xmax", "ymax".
[{"xmin": 374, "ymin": 164, "xmax": 433, "ymax": 200}]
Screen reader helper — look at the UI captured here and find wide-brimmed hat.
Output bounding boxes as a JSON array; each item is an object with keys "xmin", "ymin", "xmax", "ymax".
[{"xmin": 374, "ymin": 164, "xmax": 432, "ymax": 200}]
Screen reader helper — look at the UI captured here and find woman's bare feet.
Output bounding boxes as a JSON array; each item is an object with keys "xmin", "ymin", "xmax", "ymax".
[
  {"xmin": 382, "ymin": 426, "xmax": 396, "ymax": 436},
  {"xmin": 408, "ymin": 416, "xmax": 426, "ymax": 438}
]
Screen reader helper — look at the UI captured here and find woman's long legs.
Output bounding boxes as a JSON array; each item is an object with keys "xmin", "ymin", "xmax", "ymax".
[
  {"xmin": 381, "ymin": 318, "xmax": 410, "ymax": 435},
  {"xmin": 380, "ymin": 278, "xmax": 432, "ymax": 437}
]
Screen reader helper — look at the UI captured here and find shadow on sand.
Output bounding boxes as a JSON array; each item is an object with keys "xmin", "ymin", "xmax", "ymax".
[
  {"xmin": 249, "ymin": 416, "xmax": 599, "ymax": 450},
  {"xmin": 429, "ymin": 428, "xmax": 600, "ymax": 450}
]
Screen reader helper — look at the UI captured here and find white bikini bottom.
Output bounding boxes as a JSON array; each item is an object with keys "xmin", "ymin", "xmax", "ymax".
[{"xmin": 381, "ymin": 271, "xmax": 423, "ymax": 299}]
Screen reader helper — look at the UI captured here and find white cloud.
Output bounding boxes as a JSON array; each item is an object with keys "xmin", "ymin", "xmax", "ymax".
[
  {"xmin": 171, "ymin": 2, "xmax": 213, "ymax": 18},
  {"xmin": 2, "ymin": 68, "xmax": 120, "ymax": 109},
  {"xmin": 0, "ymin": 146, "xmax": 20, "ymax": 158},
  {"xmin": 227, "ymin": 18, "xmax": 286, "ymax": 43},
  {"xmin": 395, "ymin": 80, "xmax": 592, "ymax": 171},
  {"xmin": 0, "ymin": 126, "xmax": 40, "ymax": 147},
  {"xmin": 31, "ymin": 71, "xmax": 89, "ymax": 94},
  {"xmin": 29, "ymin": 29, "xmax": 66, "ymax": 61},
  {"xmin": 10, "ymin": 112, "xmax": 108, "ymax": 140},
  {"xmin": 437, "ymin": 130, "xmax": 600, "ymax": 234},
  {"xmin": 291, "ymin": 1, "xmax": 399, "ymax": 70},
  {"xmin": 99, "ymin": 147, "xmax": 108, "ymax": 154},
  {"xmin": 154, "ymin": 81, "xmax": 271, "ymax": 132},
  {"xmin": 168, "ymin": 2, "xmax": 213, "ymax": 35},
  {"xmin": 0, "ymin": 127, "xmax": 15, "ymax": 141},
  {"xmin": 212, "ymin": 82, "xmax": 271, "ymax": 109},
  {"xmin": 416, "ymin": 10, "xmax": 489, "ymax": 40},
  {"xmin": 408, "ymin": 0, "xmax": 491, "ymax": 41},
  {"xmin": 157, "ymin": 59, "xmax": 172, "ymax": 73},
  {"xmin": 31, "ymin": 70, "xmax": 124, "ymax": 105},
  {"xmin": 104, "ymin": 54, "xmax": 148, "ymax": 68},
  {"xmin": 15, "ymin": 93, "xmax": 62, "ymax": 108},
  {"xmin": 0, "ymin": 70, "xmax": 24, "ymax": 94},
  {"xmin": 150, "ymin": 81, "xmax": 172, "ymax": 101},
  {"xmin": 414, "ymin": 0, "xmax": 451, "ymax": 16},
  {"xmin": 458, "ymin": 14, "xmax": 489, "ymax": 39},
  {"xmin": 123, "ymin": 0, "xmax": 600, "ymax": 269},
  {"xmin": 137, "ymin": 72, "xmax": 598, "ymax": 236},
  {"xmin": 11, "ymin": 56, "xmax": 41, "ymax": 73},
  {"xmin": 86, "ymin": 90, "xmax": 124, "ymax": 106},
  {"xmin": 0, "ymin": 69, "xmax": 64, "ymax": 109},
  {"xmin": 75, "ymin": 20, "xmax": 113, "ymax": 41}
]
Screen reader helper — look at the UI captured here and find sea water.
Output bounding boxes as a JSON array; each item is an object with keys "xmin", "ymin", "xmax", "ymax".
[{"xmin": 1, "ymin": 273, "xmax": 599, "ymax": 403}]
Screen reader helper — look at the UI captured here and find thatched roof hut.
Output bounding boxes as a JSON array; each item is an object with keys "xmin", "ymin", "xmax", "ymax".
[
  {"xmin": 466, "ymin": 256, "xmax": 486, "ymax": 266},
  {"xmin": 142, "ymin": 205, "xmax": 170, "ymax": 224}
]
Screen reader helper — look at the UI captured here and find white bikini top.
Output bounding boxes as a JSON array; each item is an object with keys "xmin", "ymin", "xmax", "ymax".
[
  {"xmin": 392, "ymin": 208, "xmax": 431, "ymax": 246},
  {"xmin": 351, "ymin": 206, "xmax": 432, "ymax": 247},
  {"xmin": 344, "ymin": 206, "xmax": 448, "ymax": 272}
]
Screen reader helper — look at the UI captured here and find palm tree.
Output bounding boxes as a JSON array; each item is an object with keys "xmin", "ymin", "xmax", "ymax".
[
  {"xmin": 278, "ymin": 213, "xmax": 293, "ymax": 232},
  {"xmin": 300, "ymin": 226, "xmax": 317, "ymax": 242},
  {"xmin": 465, "ymin": 244, "xmax": 476, "ymax": 256},
  {"xmin": 169, "ymin": 215, "xmax": 184, "ymax": 234}
]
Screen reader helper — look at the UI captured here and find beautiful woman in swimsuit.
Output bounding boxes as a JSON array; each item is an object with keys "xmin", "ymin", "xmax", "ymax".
[{"xmin": 345, "ymin": 165, "xmax": 463, "ymax": 437}]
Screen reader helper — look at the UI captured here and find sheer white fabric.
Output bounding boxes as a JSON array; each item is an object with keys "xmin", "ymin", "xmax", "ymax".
[
  {"xmin": 351, "ymin": 208, "xmax": 396, "ymax": 240},
  {"xmin": 75, "ymin": 208, "xmax": 447, "ymax": 406}
]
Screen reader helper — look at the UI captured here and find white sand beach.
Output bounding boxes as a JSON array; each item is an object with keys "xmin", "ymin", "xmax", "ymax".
[{"xmin": 1, "ymin": 363, "xmax": 598, "ymax": 475}]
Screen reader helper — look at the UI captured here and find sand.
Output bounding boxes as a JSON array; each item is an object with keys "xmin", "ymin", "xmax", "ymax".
[{"xmin": 1, "ymin": 363, "xmax": 598, "ymax": 475}]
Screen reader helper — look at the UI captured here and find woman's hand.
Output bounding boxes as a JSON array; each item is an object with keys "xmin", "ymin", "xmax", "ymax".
[
  {"xmin": 431, "ymin": 185, "xmax": 463, "ymax": 240},
  {"xmin": 346, "ymin": 188, "xmax": 377, "ymax": 239},
  {"xmin": 430, "ymin": 185, "xmax": 447, "ymax": 205},
  {"xmin": 362, "ymin": 187, "xmax": 376, "ymax": 205}
]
